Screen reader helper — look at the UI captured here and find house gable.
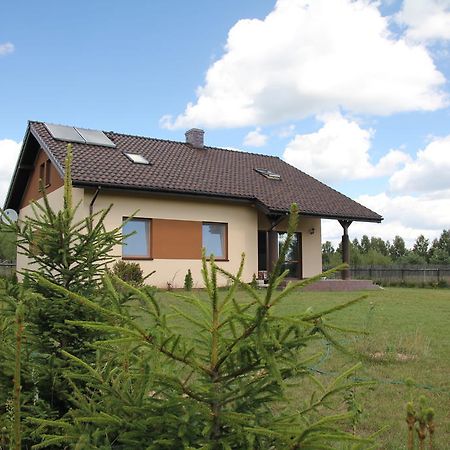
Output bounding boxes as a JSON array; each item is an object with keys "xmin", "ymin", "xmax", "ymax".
[{"xmin": 20, "ymin": 147, "xmax": 64, "ymax": 208}]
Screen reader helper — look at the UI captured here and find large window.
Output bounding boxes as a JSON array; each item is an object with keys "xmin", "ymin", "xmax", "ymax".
[
  {"xmin": 202, "ymin": 222, "xmax": 227, "ymax": 260},
  {"xmin": 122, "ymin": 218, "xmax": 151, "ymax": 258},
  {"xmin": 278, "ymin": 232, "xmax": 301, "ymax": 278}
]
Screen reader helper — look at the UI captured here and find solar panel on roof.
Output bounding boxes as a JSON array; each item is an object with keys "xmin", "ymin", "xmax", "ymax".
[
  {"xmin": 75, "ymin": 127, "xmax": 116, "ymax": 148},
  {"xmin": 45, "ymin": 123, "xmax": 85, "ymax": 143}
]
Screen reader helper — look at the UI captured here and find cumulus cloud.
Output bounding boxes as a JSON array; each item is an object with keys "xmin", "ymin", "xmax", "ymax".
[
  {"xmin": 0, "ymin": 139, "xmax": 22, "ymax": 207},
  {"xmin": 243, "ymin": 127, "xmax": 268, "ymax": 147},
  {"xmin": 161, "ymin": 0, "xmax": 446, "ymax": 129},
  {"xmin": 389, "ymin": 135, "xmax": 450, "ymax": 194},
  {"xmin": 322, "ymin": 191, "xmax": 449, "ymax": 247},
  {"xmin": 0, "ymin": 42, "xmax": 14, "ymax": 56},
  {"xmin": 397, "ymin": 0, "xmax": 450, "ymax": 42},
  {"xmin": 276, "ymin": 124, "xmax": 296, "ymax": 138},
  {"xmin": 283, "ymin": 112, "xmax": 410, "ymax": 183}
]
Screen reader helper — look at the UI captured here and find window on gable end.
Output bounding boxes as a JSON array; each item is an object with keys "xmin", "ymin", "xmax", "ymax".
[
  {"xmin": 45, "ymin": 159, "xmax": 52, "ymax": 187},
  {"xmin": 38, "ymin": 159, "xmax": 52, "ymax": 191}
]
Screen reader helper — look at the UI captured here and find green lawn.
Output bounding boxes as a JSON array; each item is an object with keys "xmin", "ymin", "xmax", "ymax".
[
  {"xmin": 280, "ymin": 287, "xmax": 450, "ymax": 450},
  {"xmin": 158, "ymin": 286, "xmax": 450, "ymax": 450}
]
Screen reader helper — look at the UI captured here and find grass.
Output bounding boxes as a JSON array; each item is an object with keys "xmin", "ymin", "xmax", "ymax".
[
  {"xmin": 157, "ymin": 286, "xmax": 450, "ymax": 450},
  {"xmin": 280, "ymin": 287, "xmax": 450, "ymax": 450}
]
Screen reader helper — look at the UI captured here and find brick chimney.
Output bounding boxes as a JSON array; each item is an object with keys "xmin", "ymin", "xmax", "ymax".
[{"xmin": 185, "ymin": 128, "xmax": 205, "ymax": 148}]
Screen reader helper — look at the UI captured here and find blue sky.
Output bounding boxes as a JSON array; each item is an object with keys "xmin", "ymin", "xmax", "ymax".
[{"xmin": 1, "ymin": 0, "xmax": 450, "ymax": 246}]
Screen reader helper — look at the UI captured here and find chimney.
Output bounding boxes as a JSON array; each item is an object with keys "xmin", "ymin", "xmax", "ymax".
[{"xmin": 185, "ymin": 128, "xmax": 205, "ymax": 148}]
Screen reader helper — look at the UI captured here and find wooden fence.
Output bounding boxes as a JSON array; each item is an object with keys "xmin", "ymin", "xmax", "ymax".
[{"xmin": 325, "ymin": 265, "xmax": 450, "ymax": 285}]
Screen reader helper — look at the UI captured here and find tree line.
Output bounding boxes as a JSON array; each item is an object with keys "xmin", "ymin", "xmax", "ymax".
[{"xmin": 323, "ymin": 230, "xmax": 450, "ymax": 267}]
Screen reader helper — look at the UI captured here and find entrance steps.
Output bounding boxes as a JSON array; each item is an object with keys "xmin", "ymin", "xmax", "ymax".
[{"xmin": 302, "ymin": 279, "xmax": 381, "ymax": 292}]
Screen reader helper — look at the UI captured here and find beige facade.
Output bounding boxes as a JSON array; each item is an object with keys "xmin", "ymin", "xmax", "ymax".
[{"xmin": 17, "ymin": 185, "xmax": 323, "ymax": 288}]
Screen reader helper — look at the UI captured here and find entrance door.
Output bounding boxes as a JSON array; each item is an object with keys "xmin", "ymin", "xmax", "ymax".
[{"xmin": 278, "ymin": 232, "xmax": 302, "ymax": 278}]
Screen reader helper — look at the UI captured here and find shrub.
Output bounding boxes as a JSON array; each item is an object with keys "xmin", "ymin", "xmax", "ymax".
[
  {"xmin": 184, "ymin": 268, "xmax": 193, "ymax": 291},
  {"xmin": 111, "ymin": 260, "xmax": 145, "ymax": 286}
]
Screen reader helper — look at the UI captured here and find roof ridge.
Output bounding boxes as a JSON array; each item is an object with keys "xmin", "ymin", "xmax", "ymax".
[
  {"xmin": 29, "ymin": 120, "xmax": 280, "ymax": 160},
  {"xmin": 107, "ymin": 131, "xmax": 281, "ymax": 160}
]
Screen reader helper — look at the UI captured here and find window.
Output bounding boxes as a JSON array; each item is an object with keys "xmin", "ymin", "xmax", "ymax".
[
  {"xmin": 45, "ymin": 160, "xmax": 51, "ymax": 186},
  {"xmin": 122, "ymin": 218, "xmax": 151, "ymax": 258},
  {"xmin": 38, "ymin": 159, "xmax": 52, "ymax": 190},
  {"xmin": 254, "ymin": 168, "xmax": 281, "ymax": 180},
  {"xmin": 124, "ymin": 152, "xmax": 150, "ymax": 165},
  {"xmin": 202, "ymin": 222, "xmax": 227, "ymax": 260}
]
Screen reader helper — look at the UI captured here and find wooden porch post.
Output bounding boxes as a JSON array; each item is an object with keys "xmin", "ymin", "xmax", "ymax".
[{"xmin": 338, "ymin": 220, "xmax": 352, "ymax": 280}]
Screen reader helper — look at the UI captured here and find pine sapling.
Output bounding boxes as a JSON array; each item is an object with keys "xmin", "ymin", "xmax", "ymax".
[
  {"xmin": 32, "ymin": 203, "xmax": 376, "ymax": 449},
  {"xmin": 12, "ymin": 302, "xmax": 24, "ymax": 450}
]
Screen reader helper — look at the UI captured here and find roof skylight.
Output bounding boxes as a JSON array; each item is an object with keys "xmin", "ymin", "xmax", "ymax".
[
  {"xmin": 255, "ymin": 168, "xmax": 281, "ymax": 180},
  {"xmin": 124, "ymin": 153, "xmax": 150, "ymax": 165}
]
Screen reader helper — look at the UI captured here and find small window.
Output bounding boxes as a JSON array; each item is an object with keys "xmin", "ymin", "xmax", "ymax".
[
  {"xmin": 45, "ymin": 160, "xmax": 52, "ymax": 186},
  {"xmin": 39, "ymin": 163, "xmax": 45, "ymax": 188},
  {"xmin": 122, "ymin": 218, "xmax": 151, "ymax": 259},
  {"xmin": 254, "ymin": 168, "xmax": 281, "ymax": 180},
  {"xmin": 124, "ymin": 153, "xmax": 150, "ymax": 165},
  {"xmin": 202, "ymin": 222, "xmax": 227, "ymax": 260},
  {"xmin": 38, "ymin": 159, "xmax": 52, "ymax": 191}
]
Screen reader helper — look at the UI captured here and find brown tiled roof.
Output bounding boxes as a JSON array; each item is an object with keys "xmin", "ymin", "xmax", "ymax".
[{"xmin": 17, "ymin": 121, "xmax": 382, "ymax": 221}]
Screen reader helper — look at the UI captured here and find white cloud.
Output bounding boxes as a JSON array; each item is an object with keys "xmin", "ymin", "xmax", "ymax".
[
  {"xmin": 397, "ymin": 0, "xmax": 450, "ymax": 42},
  {"xmin": 0, "ymin": 42, "xmax": 15, "ymax": 56},
  {"xmin": 276, "ymin": 124, "xmax": 296, "ymax": 138},
  {"xmin": 0, "ymin": 139, "xmax": 21, "ymax": 208},
  {"xmin": 283, "ymin": 112, "xmax": 410, "ymax": 183},
  {"xmin": 322, "ymin": 191, "xmax": 449, "ymax": 248},
  {"xmin": 243, "ymin": 127, "xmax": 268, "ymax": 147},
  {"xmin": 389, "ymin": 135, "xmax": 450, "ymax": 194},
  {"xmin": 161, "ymin": 0, "xmax": 446, "ymax": 129}
]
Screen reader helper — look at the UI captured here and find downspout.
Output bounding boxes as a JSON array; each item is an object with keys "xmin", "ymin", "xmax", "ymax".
[
  {"xmin": 88, "ymin": 187, "xmax": 101, "ymax": 232},
  {"xmin": 89, "ymin": 186, "xmax": 101, "ymax": 216}
]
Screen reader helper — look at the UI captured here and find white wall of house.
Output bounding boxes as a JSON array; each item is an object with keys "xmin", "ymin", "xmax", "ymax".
[
  {"xmin": 16, "ymin": 186, "xmax": 323, "ymax": 288},
  {"xmin": 87, "ymin": 189, "xmax": 259, "ymax": 288}
]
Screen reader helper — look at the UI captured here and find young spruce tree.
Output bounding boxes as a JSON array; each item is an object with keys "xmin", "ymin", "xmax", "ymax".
[
  {"xmin": 32, "ymin": 204, "xmax": 377, "ymax": 449},
  {"xmin": 1, "ymin": 144, "xmax": 126, "ymax": 445}
]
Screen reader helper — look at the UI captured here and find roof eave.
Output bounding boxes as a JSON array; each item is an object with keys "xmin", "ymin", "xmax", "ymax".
[
  {"xmin": 4, "ymin": 125, "xmax": 32, "ymax": 210},
  {"xmin": 72, "ymin": 180, "xmax": 263, "ymax": 208},
  {"xmin": 267, "ymin": 208, "xmax": 383, "ymax": 223},
  {"xmin": 73, "ymin": 181, "xmax": 382, "ymax": 223}
]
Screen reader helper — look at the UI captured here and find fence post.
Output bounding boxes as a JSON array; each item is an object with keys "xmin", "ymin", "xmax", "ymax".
[{"xmin": 437, "ymin": 268, "xmax": 440, "ymax": 284}]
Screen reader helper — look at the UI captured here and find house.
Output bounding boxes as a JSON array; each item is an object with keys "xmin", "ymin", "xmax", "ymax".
[{"xmin": 5, "ymin": 121, "xmax": 382, "ymax": 288}]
